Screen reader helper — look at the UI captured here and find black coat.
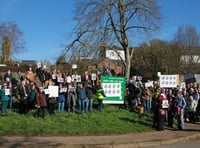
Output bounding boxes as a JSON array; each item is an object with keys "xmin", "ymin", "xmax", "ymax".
[{"xmin": 86, "ymin": 86, "xmax": 94, "ymax": 99}]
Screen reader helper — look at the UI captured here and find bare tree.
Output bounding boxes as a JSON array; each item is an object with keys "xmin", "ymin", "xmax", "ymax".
[
  {"xmin": 63, "ymin": 0, "xmax": 161, "ymax": 79},
  {"xmin": 0, "ymin": 21, "xmax": 24, "ymax": 63},
  {"xmin": 173, "ymin": 25, "xmax": 200, "ymax": 74}
]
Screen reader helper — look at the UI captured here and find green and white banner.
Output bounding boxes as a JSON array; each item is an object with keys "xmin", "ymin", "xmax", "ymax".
[{"xmin": 101, "ymin": 76, "xmax": 126, "ymax": 104}]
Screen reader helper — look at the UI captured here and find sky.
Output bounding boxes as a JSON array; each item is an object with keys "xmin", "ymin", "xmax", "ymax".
[{"xmin": 0, "ymin": 0, "xmax": 200, "ymax": 64}]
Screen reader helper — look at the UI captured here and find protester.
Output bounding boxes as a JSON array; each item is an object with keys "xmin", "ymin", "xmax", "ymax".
[
  {"xmin": 36, "ymin": 87, "xmax": 47, "ymax": 120},
  {"xmin": 0, "ymin": 83, "xmax": 10, "ymax": 116},
  {"xmin": 28, "ymin": 84, "xmax": 37, "ymax": 110},
  {"xmin": 96, "ymin": 82, "xmax": 106, "ymax": 112},
  {"xmin": 18, "ymin": 80, "xmax": 30, "ymax": 114},
  {"xmin": 85, "ymin": 82, "xmax": 94, "ymax": 112},
  {"xmin": 66, "ymin": 82, "xmax": 76, "ymax": 114},
  {"xmin": 58, "ymin": 83, "xmax": 66, "ymax": 112},
  {"xmin": 142, "ymin": 88, "xmax": 151, "ymax": 114},
  {"xmin": 77, "ymin": 83, "xmax": 86, "ymax": 114},
  {"xmin": 186, "ymin": 95, "xmax": 197, "ymax": 123},
  {"xmin": 25, "ymin": 67, "xmax": 35, "ymax": 82},
  {"xmin": 174, "ymin": 91, "xmax": 186, "ymax": 130}
]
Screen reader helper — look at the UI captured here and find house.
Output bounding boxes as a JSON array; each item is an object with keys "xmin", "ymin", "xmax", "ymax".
[{"xmin": 180, "ymin": 47, "xmax": 200, "ymax": 64}]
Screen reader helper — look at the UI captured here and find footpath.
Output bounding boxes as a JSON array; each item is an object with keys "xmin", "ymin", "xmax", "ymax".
[{"xmin": 0, "ymin": 122, "xmax": 200, "ymax": 148}]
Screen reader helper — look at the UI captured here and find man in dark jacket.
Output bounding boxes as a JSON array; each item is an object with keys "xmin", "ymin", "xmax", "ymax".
[{"xmin": 85, "ymin": 83, "xmax": 95, "ymax": 112}]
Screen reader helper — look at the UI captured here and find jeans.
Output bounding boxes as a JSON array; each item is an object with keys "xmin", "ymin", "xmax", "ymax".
[
  {"xmin": 86, "ymin": 98, "xmax": 93, "ymax": 112},
  {"xmin": 78, "ymin": 99, "xmax": 85, "ymax": 114},
  {"xmin": 177, "ymin": 109, "xmax": 184, "ymax": 130},
  {"xmin": 143, "ymin": 99, "xmax": 150, "ymax": 114},
  {"xmin": 67, "ymin": 95, "xmax": 76, "ymax": 112},
  {"xmin": 58, "ymin": 102, "xmax": 65, "ymax": 112},
  {"xmin": 98, "ymin": 99, "xmax": 103, "ymax": 111},
  {"xmin": 8, "ymin": 96, "xmax": 12, "ymax": 109}
]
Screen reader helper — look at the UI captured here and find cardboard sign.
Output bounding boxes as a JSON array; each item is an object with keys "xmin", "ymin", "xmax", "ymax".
[
  {"xmin": 72, "ymin": 64, "xmax": 77, "ymax": 69},
  {"xmin": 60, "ymin": 87, "xmax": 67, "ymax": 93},
  {"xmin": 44, "ymin": 89, "xmax": 50, "ymax": 95},
  {"xmin": 76, "ymin": 75, "xmax": 81, "ymax": 82},
  {"xmin": 57, "ymin": 78, "xmax": 64, "ymax": 83},
  {"xmin": 72, "ymin": 75, "xmax": 76, "ymax": 82},
  {"xmin": 162, "ymin": 100, "xmax": 169, "ymax": 109},
  {"xmin": 68, "ymin": 87, "xmax": 75, "ymax": 92},
  {"xmin": 37, "ymin": 62, "xmax": 41, "ymax": 68},
  {"xmin": 5, "ymin": 89, "xmax": 11, "ymax": 96},
  {"xmin": 160, "ymin": 75, "xmax": 178, "ymax": 88},
  {"xmin": 52, "ymin": 74, "xmax": 56, "ymax": 80},
  {"xmin": 91, "ymin": 73, "xmax": 96, "ymax": 81},
  {"xmin": 48, "ymin": 86, "xmax": 59, "ymax": 97},
  {"xmin": 67, "ymin": 76, "xmax": 72, "ymax": 83},
  {"xmin": 145, "ymin": 81, "xmax": 153, "ymax": 88}
]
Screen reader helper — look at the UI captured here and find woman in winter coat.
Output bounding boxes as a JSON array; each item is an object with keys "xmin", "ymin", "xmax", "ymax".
[{"xmin": 36, "ymin": 87, "xmax": 47, "ymax": 120}]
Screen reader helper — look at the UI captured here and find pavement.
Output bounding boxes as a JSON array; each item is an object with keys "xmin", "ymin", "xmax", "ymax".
[{"xmin": 0, "ymin": 122, "xmax": 200, "ymax": 148}]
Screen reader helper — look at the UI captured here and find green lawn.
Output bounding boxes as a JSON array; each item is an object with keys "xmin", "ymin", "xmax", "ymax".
[{"xmin": 0, "ymin": 105, "xmax": 153, "ymax": 136}]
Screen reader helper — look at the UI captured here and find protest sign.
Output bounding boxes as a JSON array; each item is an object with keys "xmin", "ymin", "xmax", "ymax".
[
  {"xmin": 5, "ymin": 89, "xmax": 11, "ymax": 96},
  {"xmin": 91, "ymin": 73, "xmax": 96, "ymax": 80},
  {"xmin": 160, "ymin": 75, "xmax": 178, "ymax": 88},
  {"xmin": 52, "ymin": 74, "xmax": 56, "ymax": 80},
  {"xmin": 57, "ymin": 78, "xmax": 64, "ymax": 83},
  {"xmin": 76, "ymin": 75, "xmax": 81, "ymax": 82},
  {"xmin": 44, "ymin": 89, "xmax": 50, "ymax": 95},
  {"xmin": 72, "ymin": 64, "xmax": 77, "ymax": 69},
  {"xmin": 37, "ymin": 62, "xmax": 41, "ymax": 68},
  {"xmin": 67, "ymin": 76, "xmax": 72, "ymax": 83},
  {"xmin": 60, "ymin": 87, "xmax": 67, "ymax": 93},
  {"xmin": 72, "ymin": 75, "xmax": 76, "ymax": 82},
  {"xmin": 162, "ymin": 100, "xmax": 169, "ymax": 109},
  {"xmin": 48, "ymin": 86, "xmax": 59, "ymax": 97},
  {"xmin": 101, "ymin": 76, "xmax": 125, "ymax": 104}
]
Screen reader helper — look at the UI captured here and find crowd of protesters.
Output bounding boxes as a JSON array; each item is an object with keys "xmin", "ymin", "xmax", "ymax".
[
  {"xmin": 126, "ymin": 77, "xmax": 200, "ymax": 131},
  {"xmin": 0, "ymin": 66, "xmax": 200, "ymax": 131},
  {"xmin": 0, "ymin": 67, "xmax": 108, "ymax": 119}
]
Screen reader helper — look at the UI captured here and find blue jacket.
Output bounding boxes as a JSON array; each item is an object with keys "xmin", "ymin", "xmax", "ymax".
[
  {"xmin": 175, "ymin": 96, "xmax": 186, "ymax": 109},
  {"xmin": 77, "ymin": 87, "xmax": 86, "ymax": 100}
]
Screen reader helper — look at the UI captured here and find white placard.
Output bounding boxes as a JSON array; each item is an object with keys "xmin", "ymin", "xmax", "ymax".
[
  {"xmin": 145, "ymin": 81, "xmax": 153, "ymax": 88},
  {"xmin": 162, "ymin": 100, "xmax": 169, "ymax": 108},
  {"xmin": 72, "ymin": 75, "xmax": 76, "ymax": 82},
  {"xmin": 181, "ymin": 82, "xmax": 186, "ymax": 89},
  {"xmin": 5, "ymin": 89, "xmax": 11, "ymax": 96},
  {"xmin": 37, "ymin": 62, "xmax": 41, "ymax": 68},
  {"xmin": 67, "ymin": 76, "xmax": 72, "ymax": 83},
  {"xmin": 68, "ymin": 87, "xmax": 75, "ymax": 92},
  {"xmin": 72, "ymin": 64, "xmax": 77, "ymax": 69},
  {"xmin": 0, "ymin": 85, "xmax": 1, "ymax": 89},
  {"xmin": 52, "ymin": 74, "xmax": 56, "ymax": 80},
  {"xmin": 57, "ymin": 78, "xmax": 64, "ymax": 83},
  {"xmin": 102, "ymin": 83, "xmax": 121, "ymax": 97},
  {"xmin": 76, "ymin": 75, "xmax": 81, "ymax": 82},
  {"xmin": 60, "ymin": 87, "xmax": 67, "ymax": 93},
  {"xmin": 91, "ymin": 73, "xmax": 96, "ymax": 81},
  {"xmin": 160, "ymin": 75, "xmax": 178, "ymax": 88},
  {"xmin": 44, "ymin": 89, "xmax": 50, "ymax": 95},
  {"xmin": 48, "ymin": 86, "xmax": 59, "ymax": 97}
]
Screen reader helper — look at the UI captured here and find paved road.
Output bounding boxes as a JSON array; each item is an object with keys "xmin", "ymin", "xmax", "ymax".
[{"xmin": 147, "ymin": 140, "xmax": 200, "ymax": 148}]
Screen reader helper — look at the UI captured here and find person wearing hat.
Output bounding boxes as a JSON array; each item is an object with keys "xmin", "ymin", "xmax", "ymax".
[{"xmin": 0, "ymin": 83, "xmax": 10, "ymax": 116}]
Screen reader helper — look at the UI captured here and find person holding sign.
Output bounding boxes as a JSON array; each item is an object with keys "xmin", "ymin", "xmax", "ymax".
[
  {"xmin": 58, "ymin": 83, "xmax": 66, "ymax": 112},
  {"xmin": 96, "ymin": 82, "xmax": 106, "ymax": 112},
  {"xmin": 0, "ymin": 83, "xmax": 10, "ymax": 116},
  {"xmin": 85, "ymin": 82, "xmax": 95, "ymax": 112},
  {"xmin": 77, "ymin": 83, "xmax": 86, "ymax": 114},
  {"xmin": 66, "ymin": 83, "xmax": 76, "ymax": 114}
]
